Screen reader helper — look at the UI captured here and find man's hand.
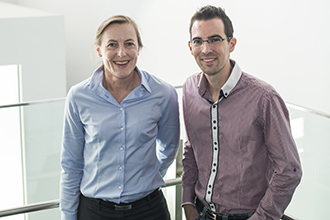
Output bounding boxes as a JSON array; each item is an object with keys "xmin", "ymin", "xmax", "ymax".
[{"xmin": 183, "ymin": 204, "xmax": 200, "ymax": 220}]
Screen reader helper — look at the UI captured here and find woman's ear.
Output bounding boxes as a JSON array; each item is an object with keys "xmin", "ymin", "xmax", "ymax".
[{"xmin": 96, "ymin": 47, "xmax": 102, "ymax": 57}]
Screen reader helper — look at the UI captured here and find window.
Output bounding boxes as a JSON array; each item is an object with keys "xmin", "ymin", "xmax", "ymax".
[{"xmin": 0, "ymin": 64, "xmax": 24, "ymax": 220}]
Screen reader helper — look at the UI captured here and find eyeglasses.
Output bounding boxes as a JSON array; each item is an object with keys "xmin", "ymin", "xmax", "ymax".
[{"xmin": 189, "ymin": 35, "xmax": 232, "ymax": 48}]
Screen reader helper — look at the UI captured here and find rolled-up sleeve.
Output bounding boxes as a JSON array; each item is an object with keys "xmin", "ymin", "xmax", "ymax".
[
  {"xmin": 181, "ymin": 139, "xmax": 199, "ymax": 206},
  {"xmin": 250, "ymin": 91, "xmax": 302, "ymax": 220},
  {"xmin": 181, "ymin": 90, "xmax": 199, "ymax": 206}
]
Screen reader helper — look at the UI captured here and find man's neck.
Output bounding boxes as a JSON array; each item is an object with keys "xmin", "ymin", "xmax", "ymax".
[{"xmin": 204, "ymin": 63, "xmax": 233, "ymax": 102}]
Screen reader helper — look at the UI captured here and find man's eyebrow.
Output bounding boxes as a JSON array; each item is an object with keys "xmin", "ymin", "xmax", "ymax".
[
  {"xmin": 208, "ymin": 34, "xmax": 223, "ymax": 39},
  {"xmin": 191, "ymin": 37, "xmax": 202, "ymax": 40},
  {"xmin": 191, "ymin": 34, "xmax": 223, "ymax": 40}
]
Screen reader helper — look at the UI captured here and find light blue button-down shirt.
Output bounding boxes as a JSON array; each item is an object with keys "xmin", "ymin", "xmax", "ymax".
[{"xmin": 60, "ymin": 66, "xmax": 180, "ymax": 220}]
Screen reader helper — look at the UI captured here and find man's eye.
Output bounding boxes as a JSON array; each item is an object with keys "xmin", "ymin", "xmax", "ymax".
[
  {"xmin": 210, "ymin": 37, "xmax": 221, "ymax": 43},
  {"xmin": 193, "ymin": 39, "xmax": 202, "ymax": 45}
]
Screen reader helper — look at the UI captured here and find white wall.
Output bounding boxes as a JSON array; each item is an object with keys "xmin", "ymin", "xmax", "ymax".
[
  {"xmin": 0, "ymin": 3, "xmax": 66, "ymax": 220},
  {"xmin": 5, "ymin": 0, "xmax": 330, "ymax": 113},
  {"xmin": 0, "ymin": 1, "xmax": 66, "ymax": 101}
]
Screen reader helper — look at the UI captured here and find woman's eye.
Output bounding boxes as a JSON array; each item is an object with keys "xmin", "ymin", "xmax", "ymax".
[{"xmin": 108, "ymin": 43, "xmax": 117, "ymax": 48}]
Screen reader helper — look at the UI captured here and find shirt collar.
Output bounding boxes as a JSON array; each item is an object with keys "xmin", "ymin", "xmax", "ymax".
[
  {"xmin": 198, "ymin": 59, "xmax": 242, "ymax": 99},
  {"xmin": 136, "ymin": 66, "xmax": 152, "ymax": 94},
  {"xmin": 88, "ymin": 66, "xmax": 151, "ymax": 93},
  {"xmin": 87, "ymin": 66, "xmax": 102, "ymax": 91},
  {"xmin": 221, "ymin": 60, "xmax": 242, "ymax": 98}
]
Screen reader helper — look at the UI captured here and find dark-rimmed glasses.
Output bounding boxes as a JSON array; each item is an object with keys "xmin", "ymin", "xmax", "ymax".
[{"xmin": 189, "ymin": 35, "xmax": 232, "ymax": 48}]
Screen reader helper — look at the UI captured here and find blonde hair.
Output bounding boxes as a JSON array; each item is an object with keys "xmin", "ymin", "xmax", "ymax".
[{"xmin": 95, "ymin": 15, "xmax": 143, "ymax": 49}]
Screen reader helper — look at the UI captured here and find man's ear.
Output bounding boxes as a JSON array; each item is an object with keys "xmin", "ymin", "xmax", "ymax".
[
  {"xmin": 229, "ymin": 37, "xmax": 237, "ymax": 53},
  {"xmin": 188, "ymin": 42, "xmax": 193, "ymax": 55}
]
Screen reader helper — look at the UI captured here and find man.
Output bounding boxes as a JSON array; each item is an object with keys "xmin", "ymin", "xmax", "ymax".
[{"xmin": 182, "ymin": 5, "xmax": 302, "ymax": 220}]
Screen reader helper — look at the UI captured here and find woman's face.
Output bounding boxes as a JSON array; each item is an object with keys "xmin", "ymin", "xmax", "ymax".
[{"xmin": 97, "ymin": 23, "xmax": 139, "ymax": 80}]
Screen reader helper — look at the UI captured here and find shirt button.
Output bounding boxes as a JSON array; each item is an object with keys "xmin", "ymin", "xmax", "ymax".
[
  {"xmin": 120, "ymin": 127, "xmax": 124, "ymax": 131},
  {"xmin": 118, "ymin": 186, "xmax": 122, "ymax": 189},
  {"xmin": 120, "ymin": 147, "xmax": 124, "ymax": 150},
  {"xmin": 120, "ymin": 107, "xmax": 123, "ymax": 111},
  {"xmin": 119, "ymin": 166, "xmax": 123, "ymax": 170}
]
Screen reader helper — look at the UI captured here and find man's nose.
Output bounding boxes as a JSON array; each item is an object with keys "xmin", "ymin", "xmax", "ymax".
[{"xmin": 201, "ymin": 41, "xmax": 212, "ymax": 54}]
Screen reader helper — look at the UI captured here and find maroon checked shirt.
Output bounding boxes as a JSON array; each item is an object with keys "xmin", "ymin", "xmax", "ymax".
[{"xmin": 182, "ymin": 60, "xmax": 302, "ymax": 220}]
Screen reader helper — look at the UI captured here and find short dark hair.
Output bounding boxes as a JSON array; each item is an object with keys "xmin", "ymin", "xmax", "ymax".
[{"xmin": 189, "ymin": 5, "xmax": 234, "ymax": 41}]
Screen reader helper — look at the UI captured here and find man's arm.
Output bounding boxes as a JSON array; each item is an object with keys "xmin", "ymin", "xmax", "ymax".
[
  {"xmin": 181, "ymin": 87, "xmax": 201, "ymax": 219},
  {"xmin": 184, "ymin": 204, "xmax": 199, "ymax": 220},
  {"xmin": 250, "ymin": 91, "xmax": 302, "ymax": 220},
  {"xmin": 182, "ymin": 141, "xmax": 199, "ymax": 220}
]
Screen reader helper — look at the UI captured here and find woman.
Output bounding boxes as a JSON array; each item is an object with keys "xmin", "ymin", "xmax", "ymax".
[{"xmin": 60, "ymin": 15, "xmax": 180, "ymax": 220}]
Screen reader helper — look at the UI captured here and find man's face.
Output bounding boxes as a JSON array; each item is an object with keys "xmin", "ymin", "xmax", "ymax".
[{"xmin": 189, "ymin": 18, "xmax": 236, "ymax": 77}]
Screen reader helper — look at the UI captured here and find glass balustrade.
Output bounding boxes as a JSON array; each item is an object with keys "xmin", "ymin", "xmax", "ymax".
[
  {"xmin": 284, "ymin": 104, "xmax": 330, "ymax": 220},
  {"xmin": 0, "ymin": 87, "xmax": 329, "ymax": 220},
  {"xmin": 0, "ymin": 100, "xmax": 65, "ymax": 220}
]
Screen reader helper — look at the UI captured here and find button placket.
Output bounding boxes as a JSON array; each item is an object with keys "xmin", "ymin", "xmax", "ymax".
[
  {"xmin": 117, "ymin": 105, "xmax": 126, "ymax": 195},
  {"xmin": 205, "ymin": 103, "xmax": 219, "ymax": 211}
]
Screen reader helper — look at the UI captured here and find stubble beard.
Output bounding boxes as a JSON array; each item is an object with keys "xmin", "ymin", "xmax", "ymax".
[{"xmin": 200, "ymin": 62, "xmax": 225, "ymax": 77}]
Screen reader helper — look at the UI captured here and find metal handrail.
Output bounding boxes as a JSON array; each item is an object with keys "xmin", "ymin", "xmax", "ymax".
[
  {"xmin": 0, "ymin": 200, "xmax": 59, "ymax": 218},
  {"xmin": 0, "ymin": 177, "xmax": 182, "ymax": 218},
  {"xmin": 1, "ymin": 92, "xmax": 330, "ymax": 121},
  {"xmin": 0, "ymin": 177, "xmax": 297, "ymax": 220},
  {"xmin": 0, "ymin": 86, "xmax": 182, "ymax": 110},
  {"xmin": 286, "ymin": 101, "xmax": 330, "ymax": 119},
  {"xmin": 0, "ymin": 85, "xmax": 183, "ymax": 109},
  {"xmin": 281, "ymin": 214, "xmax": 299, "ymax": 220},
  {"xmin": 0, "ymin": 97, "xmax": 65, "ymax": 109}
]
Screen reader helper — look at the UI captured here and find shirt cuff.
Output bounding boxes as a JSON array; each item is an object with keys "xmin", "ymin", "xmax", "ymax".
[
  {"xmin": 61, "ymin": 213, "xmax": 77, "ymax": 220},
  {"xmin": 181, "ymin": 201, "xmax": 195, "ymax": 207},
  {"xmin": 182, "ymin": 185, "xmax": 196, "ymax": 205}
]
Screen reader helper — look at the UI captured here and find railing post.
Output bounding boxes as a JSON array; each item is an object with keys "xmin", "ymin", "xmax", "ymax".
[{"xmin": 175, "ymin": 140, "xmax": 183, "ymax": 220}]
